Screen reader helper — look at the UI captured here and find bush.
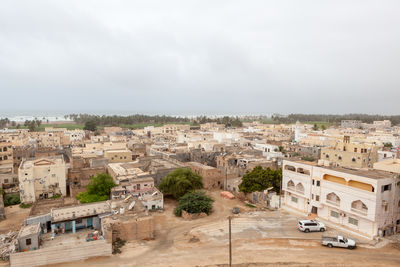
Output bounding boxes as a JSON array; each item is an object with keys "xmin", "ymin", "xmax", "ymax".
[
  {"xmin": 174, "ymin": 191, "xmax": 214, "ymax": 217},
  {"xmin": 76, "ymin": 192, "xmax": 109, "ymax": 203},
  {"xmin": 159, "ymin": 168, "xmax": 203, "ymax": 199},
  {"xmin": 49, "ymin": 193, "xmax": 61, "ymax": 199},
  {"xmin": 19, "ymin": 203, "xmax": 32, "ymax": 209},
  {"xmin": 112, "ymin": 238, "xmax": 126, "ymax": 254},
  {"xmin": 4, "ymin": 194, "xmax": 20, "ymax": 206}
]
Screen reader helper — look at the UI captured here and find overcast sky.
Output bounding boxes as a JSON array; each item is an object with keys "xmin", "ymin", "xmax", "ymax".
[{"xmin": 0, "ymin": 1, "xmax": 399, "ymax": 115}]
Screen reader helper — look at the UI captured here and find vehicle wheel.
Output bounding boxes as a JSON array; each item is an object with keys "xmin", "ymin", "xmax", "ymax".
[
  {"xmin": 305, "ymin": 229, "xmax": 310, "ymax": 233},
  {"xmin": 320, "ymin": 228, "xmax": 325, "ymax": 232},
  {"xmin": 328, "ymin": 243, "xmax": 333, "ymax": 248},
  {"xmin": 348, "ymin": 246, "xmax": 354, "ymax": 250}
]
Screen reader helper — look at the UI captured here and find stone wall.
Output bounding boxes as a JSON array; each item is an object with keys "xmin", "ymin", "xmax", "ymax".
[
  {"xmin": 103, "ymin": 216, "xmax": 154, "ymax": 243},
  {"xmin": 10, "ymin": 239, "xmax": 112, "ymax": 267}
]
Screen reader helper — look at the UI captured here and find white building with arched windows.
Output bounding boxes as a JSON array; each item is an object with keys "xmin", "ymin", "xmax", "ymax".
[{"xmin": 282, "ymin": 159, "xmax": 400, "ymax": 239}]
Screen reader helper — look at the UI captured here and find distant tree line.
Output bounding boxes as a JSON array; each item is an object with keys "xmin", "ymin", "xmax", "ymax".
[
  {"xmin": 68, "ymin": 114, "xmax": 243, "ymax": 128},
  {"xmin": 271, "ymin": 114, "xmax": 400, "ymax": 125}
]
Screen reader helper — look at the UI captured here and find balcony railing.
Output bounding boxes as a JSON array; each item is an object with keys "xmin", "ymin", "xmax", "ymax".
[{"xmin": 351, "ymin": 207, "xmax": 368, "ymax": 216}]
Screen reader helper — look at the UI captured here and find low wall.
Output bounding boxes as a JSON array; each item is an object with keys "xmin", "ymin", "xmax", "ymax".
[{"xmin": 10, "ymin": 239, "xmax": 112, "ymax": 267}]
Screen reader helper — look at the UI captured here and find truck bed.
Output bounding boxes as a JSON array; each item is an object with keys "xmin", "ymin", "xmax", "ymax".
[{"xmin": 322, "ymin": 237, "xmax": 338, "ymax": 242}]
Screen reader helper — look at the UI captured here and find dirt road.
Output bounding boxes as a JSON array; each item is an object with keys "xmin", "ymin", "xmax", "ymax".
[{"xmin": 54, "ymin": 190, "xmax": 400, "ymax": 266}]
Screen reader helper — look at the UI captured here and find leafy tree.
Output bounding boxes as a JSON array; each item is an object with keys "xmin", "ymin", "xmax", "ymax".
[
  {"xmin": 384, "ymin": 142, "xmax": 393, "ymax": 148},
  {"xmin": 159, "ymin": 168, "xmax": 203, "ymax": 199},
  {"xmin": 312, "ymin": 124, "xmax": 319, "ymax": 131},
  {"xmin": 84, "ymin": 120, "xmax": 97, "ymax": 132},
  {"xmin": 321, "ymin": 124, "xmax": 326, "ymax": 130},
  {"xmin": 76, "ymin": 173, "xmax": 116, "ymax": 203},
  {"xmin": 238, "ymin": 166, "xmax": 282, "ymax": 194},
  {"xmin": 174, "ymin": 191, "xmax": 214, "ymax": 216}
]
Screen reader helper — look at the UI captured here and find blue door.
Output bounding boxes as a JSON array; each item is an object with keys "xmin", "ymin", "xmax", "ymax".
[
  {"xmin": 65, "ymin": 222, "xmax": 72, "ymax": 231},
  {"xmin": 87, "ymin": 217, "xmax": 93, "ymax": 227}
]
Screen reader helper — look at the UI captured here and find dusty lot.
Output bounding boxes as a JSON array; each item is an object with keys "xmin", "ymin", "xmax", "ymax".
[
  {"xmin": 55, "ymin": 190, "xmax": 400, "ymax": 267},
  {"xmin": 0, "ymin": 205, "xmax": 31, "ymax": 234}
]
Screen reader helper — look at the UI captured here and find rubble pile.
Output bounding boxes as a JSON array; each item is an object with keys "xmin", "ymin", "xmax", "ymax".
[{"xmin": 0, "ymin": 231, "xmax": 18, "ymax": 260}]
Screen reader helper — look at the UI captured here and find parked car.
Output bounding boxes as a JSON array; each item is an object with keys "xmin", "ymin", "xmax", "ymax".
[
  {"xmin": 322, "ymin": 235, "xmax": 356, "ymax": 249},
  {"xmin": 232, "ymin": 207, "xmax": 240, "ymax": 214},
  {"xmin": 298, "ymin": 220, "xmax": 326, "ymax": 232}
]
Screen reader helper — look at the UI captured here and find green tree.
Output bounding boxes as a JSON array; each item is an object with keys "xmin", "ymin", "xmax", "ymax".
[
  {"xmin": 312, "ymin": 123, "xmax": 318, "ymax": 131},
  {"xmin": 383, "ymin": 142, "xmax": 393, "ymax": 148},
  {"xmin": 159, "ymin": 168, "xmax": 203, "ymax": 199},
  {"xmin": 238, "ymin": 166, "xmax": 282, "ymax": 194},
  {"xmin": 174, "ymin": 191, "xmax": 214, "ymax": 216},
  {"xmin": 84, "ymin": 120, "xmax": 97, "ymax": 132},
  {"xmin": 28, "ymin": 121, "xmax": 36, "ymax": 132},
  {"xmin": 76, "ymin": 173, "xmax": 116, "ymax": 203}
]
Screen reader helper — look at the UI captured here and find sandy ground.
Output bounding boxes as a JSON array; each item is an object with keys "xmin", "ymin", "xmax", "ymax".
[
  {"xmin": 53, "ymin": 190, "xmax": 400, "ymax": 267},
  {"xmin": 0, "ymin": 205, "xmax": 31, "ymax": 234}
]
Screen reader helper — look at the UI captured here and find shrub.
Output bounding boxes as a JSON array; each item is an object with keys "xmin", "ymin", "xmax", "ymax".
[
  {"xmin": 4, "ymin": 194, "xmax": 20, "ymax": 206},
  {"xmin": 174, "ymin": 191, "xmax": 214, "ymax": 217},
  {"xmin": 19, "ymin": 203, "xmax": 32, "ymax": 209}
]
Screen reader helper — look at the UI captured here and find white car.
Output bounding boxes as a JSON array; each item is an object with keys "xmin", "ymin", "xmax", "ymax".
[
  {"xmin": 322, "ymin": 236, "xmax": 356, "ymax": 249},
  {"xmin": 298, "ymin": 220, "xmax": 326, "ymax": 232}
]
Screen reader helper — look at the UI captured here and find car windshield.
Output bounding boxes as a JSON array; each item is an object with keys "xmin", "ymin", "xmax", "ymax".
[
  {"xmin": 343, "ymin": 238, "xmax": 348, "ymax": 242},
  {"xmin": 299, "ymin": 222, "xmax": 303, "ymax": 225}
]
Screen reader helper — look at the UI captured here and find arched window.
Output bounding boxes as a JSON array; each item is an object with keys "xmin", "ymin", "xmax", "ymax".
[
  {"xmin": 351, "ymin": 200, "xmax": 368, "ymax": 215},
  {"xmin": 287, "ymin": 180, "xmax": 295, "ymax": 190},
  {"xmin": 295, "ymin": 183, "xmax": 305, "ymax": 194},
  {"xmin": 297, "ymin": 168, "xmax": 310, "ymax": 175},
  {"xmin": 326, "ymin": 192, "xmax": 340, "ymax": 206},
  {"xmin": 284, "ymin": 165, "xmax": 296, "ymax": 172}
]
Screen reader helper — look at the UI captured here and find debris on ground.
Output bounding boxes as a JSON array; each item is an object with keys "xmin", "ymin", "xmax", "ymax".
[
  {"xmin": 220, "ymin": 191, "xmax": 235, "ymax": 199},
  {"xmin": 0, "ymin": 231, "xmax": 18, "ymax": 260}
]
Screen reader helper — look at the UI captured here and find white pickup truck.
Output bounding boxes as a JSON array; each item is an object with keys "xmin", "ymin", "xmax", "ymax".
[{"xmin": 321, "ymin": 236, "xmax": 356, "ymax": 249}]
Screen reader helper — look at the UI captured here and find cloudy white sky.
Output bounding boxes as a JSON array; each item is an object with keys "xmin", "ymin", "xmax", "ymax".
[{"xmin": 0, "ymin": 0, "xmax": 399, "ymax": 115}]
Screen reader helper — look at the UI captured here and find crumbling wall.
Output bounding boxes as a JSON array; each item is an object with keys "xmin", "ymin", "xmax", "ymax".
[
  {"xmin": 9, "ymin": 239, "xmax": 112, "ymax": 267},
  {"xmin": 103, "ymin": 216, "xmax": 154, "ymax": 243},
  {"xmin": 0, "ymin": 195, "xmax": 5, "ymax": 220}
]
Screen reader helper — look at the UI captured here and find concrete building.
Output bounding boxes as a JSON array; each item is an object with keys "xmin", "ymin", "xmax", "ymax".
[
  {"xmin": 185, "ymin": 162, "xmax": 222, "ymax": 189},
  {"xmin": 104, "ymin": 150, "xmax": 133, "ymax": 163},
  {"xmin": 320, "ymin": 136, "xmax": 380, "ymax": 168},
  {"xmin": 51, "ymin": 201, "xmax": 110, "ymax": 234},
  {"xmin": 18, "ymin": 156, "xmax": 67, "ymax": 203},
  {"xmin": 282, "ymin": 159, "xmax": 400, "ymax": 239},
  {"xmin": 17, "ymin": 222, "xmax": 41, "ymax": 252},
  {"xmin": 341, "ymin": 120, "xmax": 362, "ymax": 129}
]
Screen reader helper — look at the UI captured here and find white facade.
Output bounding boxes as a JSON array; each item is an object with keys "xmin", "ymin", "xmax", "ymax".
[
  {"xmin": 18, "ymin": 157, "xmax": 67, "ymax": 203},
  {"xmin": 282, "ymin": 160, "xmax": 400, "ymax": 239}
]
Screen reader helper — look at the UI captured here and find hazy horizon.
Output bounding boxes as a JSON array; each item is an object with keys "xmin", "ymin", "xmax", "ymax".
[{"xmin": 1, "ymin": 1, "xmax": 400, "ymax": 114}]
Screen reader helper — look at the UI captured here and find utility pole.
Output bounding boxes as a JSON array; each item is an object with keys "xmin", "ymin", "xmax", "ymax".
[
  {"xmin": 229, "ymin": 216, "xmax": 232, "ymax": 267},
  {"xmin": 279, "ymin": 176, "xmax": 283, "ymax": 208}
]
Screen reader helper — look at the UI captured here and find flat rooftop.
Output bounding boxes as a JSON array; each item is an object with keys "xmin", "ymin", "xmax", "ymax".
[
  {"xmin": 18, "ymin": 222, "xmax": 40, "ymax": 238},
  {"xmin": 51, "ymin": 201, "xmax": 111, "ymax": 223},
  {"xmin": 284, "ymin": 159, "xmax": 394, "ymax": 180},
  {"xmin": 20, "ymin": 156, "xmax": 64, "ymax": 169},
  {"xmin": 186, "ymin": 161, "xmax": 216, "ymax": 170}
]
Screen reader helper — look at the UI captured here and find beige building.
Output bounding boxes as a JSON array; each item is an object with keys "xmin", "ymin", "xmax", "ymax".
[
  {"xmin": 104, "ymin": 150, "xmax": 133, "ymax": 163},
  {"xmin": 18, "ymin": 156, "xmax": 67, "ymax": 203},
  {"xmin": 185, "ymin": 162, "xmax": 222, "ymax": 189},
  {"xmin": 0, "ymin": 139, "xmax": 13, "ymax": 167},
  {"xmin": 321, "ymin": 136, "xmax": 380, "ymax": 168}
]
